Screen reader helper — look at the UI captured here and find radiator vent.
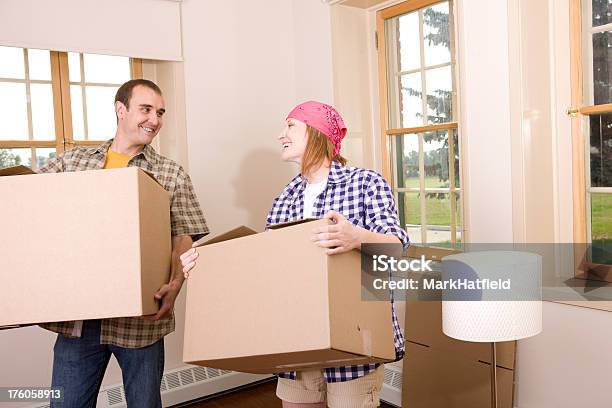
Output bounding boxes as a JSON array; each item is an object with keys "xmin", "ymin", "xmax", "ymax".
[
  {"xmin": 380, "ymin": 362, "xmax": 403, "ymax": 407},
  {"xmin": 179, "ymin": 368, "xmax": 195, "ymax": 386},
  {"xmin": 30, "ymin": 367, "xmax": 266, "ymax": 408},
  {"xmin": 383, "ymin": 362, "xmax": 403, "ymax": 391},
  {"xmin": 384, "ymin": 368, "xmax": 394, "ymax": 385},
  {"xmin": 193, "ymin": 366, "xmax": 208, "ymax": 382},
  {"xmin": 30, "ymin": 364, "xmax": 394, "ymax": 408},
  {"xmin": 101, "ymin": 365, "xmax": 234, "ymax": 406},
  {"xmin": 166, "ymin": 371, "xmax": 180, "ymax": 390},
  {"xmin": 107, "ymin": 387, "xmax": 124, "ymax": 406}
]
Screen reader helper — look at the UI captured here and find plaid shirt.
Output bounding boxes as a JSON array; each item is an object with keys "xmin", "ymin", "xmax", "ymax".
[
  {"xmin": 38, "ymin": 139, "xmax": 209, "ymax": 348},
  {"xmin": 267, "ymin": 161, "xmax": 409, "ymax": 383}
]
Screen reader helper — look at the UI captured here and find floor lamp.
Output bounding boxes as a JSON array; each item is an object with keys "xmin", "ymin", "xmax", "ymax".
[{"xmin": 441, "ymin": 251, "xmax": 543, "ymax": 408}]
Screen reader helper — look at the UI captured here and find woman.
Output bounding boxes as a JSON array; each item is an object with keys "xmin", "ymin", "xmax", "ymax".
[{"xmin": 181, "ymin": 101, "xmax": 409, "ymax": 408}]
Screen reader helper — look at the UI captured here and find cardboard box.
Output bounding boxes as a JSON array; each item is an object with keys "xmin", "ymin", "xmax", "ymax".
[
  {"xmin": 183, "ymin": 219, "xmax": 396, "ymax": 373},
  {"xmin": 405, "ymin": 300, "xmax": 515, "ymax": 369},
  {"xmin": 403, "ymin": 300, "xmax": 516, "ymax": 408},
  {"xmin": 0, "ymin": 166, "xmax": 171, "ymax": 327},
  {"xmin": 402, "ymin": 342, "xmax": 514, "ymax": 408}
]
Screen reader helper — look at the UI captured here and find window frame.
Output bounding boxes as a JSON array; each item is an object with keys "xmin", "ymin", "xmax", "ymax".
[
  {"xmin": 0, "ymin": 48, "xmax": 142, "ymax": 169},
  {"xmin": 376, "ymin": 0, "xmax": 462, "ymax": 258},
  {"xmin": 570, "ymin": 0, "xmax": 612, "ymax": 281}
]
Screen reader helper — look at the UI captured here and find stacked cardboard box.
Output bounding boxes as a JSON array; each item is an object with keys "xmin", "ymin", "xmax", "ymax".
[{"xmin": 403, "ymin": 300, "xmax": 515, "ymax": 408}]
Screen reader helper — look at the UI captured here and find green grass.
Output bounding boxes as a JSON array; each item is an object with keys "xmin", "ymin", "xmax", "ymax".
[
  {"xmin": 592, "ymin": 193, "xmax": 612, "ymax": 240},
  {"xmin": 396, "ymin": 176, "xmax": 461, "ymax": 245},
  {"xmin": 397, "ymin": 176, "xmax": 461, "ymax": 226},
  {"xmin": 403, "ymin": 176, "xmax": 451, "ymax": 189},
  {"xmin": 401, "ymin": 193, "xmax": 460, "ymax": 226}
]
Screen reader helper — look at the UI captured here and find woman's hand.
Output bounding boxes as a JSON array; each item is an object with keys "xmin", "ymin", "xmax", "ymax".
[
  {"xmin": 311, "ymin": 210, "xmax": 362, "ymax": 255},
  {"xmin": 180, "ymin": 246, "xmax": 199, "ymax": 278}
]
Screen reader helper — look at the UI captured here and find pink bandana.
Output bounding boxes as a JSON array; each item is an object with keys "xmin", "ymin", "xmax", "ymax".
[{"xmin": 286, "ymin": 101, "xmax": 347, "ymax": 157}]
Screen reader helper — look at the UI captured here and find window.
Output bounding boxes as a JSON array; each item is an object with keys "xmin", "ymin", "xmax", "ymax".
[
  {"xmin": 571, "ymin": 0, "xmax": 612, "ymax": 280},
  {"xmin": 0, "ymin": 46, "xmax": 142, "ymax": 171},
  {"xmin": 377, "ymin": 0, "xmax": 460, "ymax": 253}
]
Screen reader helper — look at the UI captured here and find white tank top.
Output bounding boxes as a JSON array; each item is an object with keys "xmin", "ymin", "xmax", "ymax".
[{"xmin": 303, "ymin": 178, "xmax": 328, "ymax": 218}]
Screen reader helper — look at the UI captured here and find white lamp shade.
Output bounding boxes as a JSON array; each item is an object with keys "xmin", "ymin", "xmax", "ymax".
[{"xmin": 441, "ymin": 251, "xmax": 542, "ymax": 342}]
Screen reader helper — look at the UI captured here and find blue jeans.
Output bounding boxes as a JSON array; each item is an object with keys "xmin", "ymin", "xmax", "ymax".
[{"xmin": 50, "ymin": 320, "xmax": 164, "ymax": 408}]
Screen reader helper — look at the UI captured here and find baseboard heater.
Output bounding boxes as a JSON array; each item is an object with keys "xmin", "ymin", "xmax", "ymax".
[
  {"xmin": 30, "ymin": 365, "xmax": 271, "ymax": 408},
  {"xmin": 30, "ymin": 362, "xmax": 402, "ymax": 408}
]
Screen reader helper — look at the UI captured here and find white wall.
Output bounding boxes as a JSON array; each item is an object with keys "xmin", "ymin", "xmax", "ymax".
[
  {"xmin": 330, "ymin": 5, "xmax": 375, "ymax": 169},
  {"xmin": 516, "ymin": 302, "xmax": 612, "ymax": 407},
  {"xmin": 181, "ymin": 0, "xmax": 334, "ymax": 235},
  {"xmin": 0, "ymin": 0, "xmax": 182, "ymax": 60},
  {"xmin": 455, "ymin": 0, "xmax": 515, "ymax": 243}
]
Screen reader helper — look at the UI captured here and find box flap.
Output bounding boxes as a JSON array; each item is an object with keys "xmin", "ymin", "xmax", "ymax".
[
  {"xmin": 268, "ymin": 218, "xmax": 321, "ymax": 230},
  {"xmin": 137, "ymin": 168, "xmax": 162, "ymax": 186},
  {"xmin": 0, "ymin": 165, "xmax": 36, "ymax": 176},
  {"xmin": 194, "ymin": 226, "xmax": 257, "ymax": 247}
]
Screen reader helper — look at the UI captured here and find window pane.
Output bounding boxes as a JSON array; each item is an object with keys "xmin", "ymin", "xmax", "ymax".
[
  {"xmin": 398, "ymin": 11, "xmax": 420, "ymax": 72},
  {"xmin": 589, "ymin": 114, "xmax": 612, "ymax": 187},
  {"xmin": 425, "ymin": 192, "xmax": 450, "ymax": 226},
  {"xmin": 83, "ymin": 54, "xmax": 130, "ymax": 84},
  {"xmin": 70, "ymin": 85, "xmax": 85, "ymax": 140},
  {"xmin": 0, "ymin": 83, "xmax": 28, "ymax": 140},
  {"xmin": 30, "ymin": 83, "xmax": 55, "ymax": 140},
  {"xmin": 68, "ymin": 52, "xmax": 81, "ymax": 82},
  {"xmin": 592, "ymin": 0, "xmax": 612, "ymax": 27},
  {"xmin": 395, "ymin": 131, "xmax": 458, "ymax": 190},
  {"xmin": 27, "ymin": 49, "xmax": 51, "ymax": 81},
  {"xmin": 396, "ymin": 134, "xmax": 419, "ymax": 188},
  {"xmin": 423, "ymin": 2, "xmax": 451, "ymax": 67},
  {"xmin": 425, "ymin": 192, "xmax": 461, "ymax": 248},
  {"xmin": 423, "ymin": 130, "xmax": 449, "ymax": 188},
  {"xmin": 86, "ymin": 86, "xmax": 118, "ymax": 140},
  {"xmin": 0, "ymin": 148, "xmax": 31, "ymax": 169},
  {"xmin": 425, "ymin": 65, "xmax": 453, "ymax": 123},
  {"xmin": 591, "ymin": 193, "xmax": 612, "ymax": 242},
  {"xmin": 399, "ymin": 192, "xmax": 422, "ymax": 244},
  {"xmin": 592, "ymin": 31, "xmax": 612, "ymax": 105},
  {"xmin": 34, "ymin": 148, "xmax": 56, "ymax": 171},
  {"xmin": 0, "ymin": 46, "xmax": 25, "ymax": 79},
  {"xmin": 591, "ymin": 193, "xmax": 612, "ymax": 264},
  {"xmin": 397, "ymin": 190, "xmax": 461, "ymax": 247},
  {"xmin": 401, "ymin": 72, "xmax": 423, "ymax": 127}
]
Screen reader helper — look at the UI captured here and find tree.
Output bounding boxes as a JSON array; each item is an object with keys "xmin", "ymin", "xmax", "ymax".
[
  {"xmin": 27, "ymin": 151, "xmax": 56, "ymax": 169},
  {"xmin": 0, "ymin": 150, "xmax": 22, "ymax": 169},
  {"xmin": 400, "ymin": 4, "xmax": 457, "ymax": 191}
]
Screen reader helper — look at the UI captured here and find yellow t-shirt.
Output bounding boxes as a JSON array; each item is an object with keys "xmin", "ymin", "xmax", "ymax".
[{"xmin": 103, "ymin": 148, "xmax": 131, "ymax": 169}]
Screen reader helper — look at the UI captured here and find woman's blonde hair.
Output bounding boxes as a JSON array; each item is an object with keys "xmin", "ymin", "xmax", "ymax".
[{"xmin": 301, "ymin": 125, "xmax": 347, "ymax": 178}]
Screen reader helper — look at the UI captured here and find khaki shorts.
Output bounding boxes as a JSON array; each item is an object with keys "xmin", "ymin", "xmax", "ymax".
[{"xmin": 276, "ymin": 366, "xmax": 384, "ymax": 408}]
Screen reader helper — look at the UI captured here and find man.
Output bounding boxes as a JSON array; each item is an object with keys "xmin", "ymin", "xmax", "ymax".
[{"xmin": 40, "ymin": 79, "xmax": 208, "ymax": 408}]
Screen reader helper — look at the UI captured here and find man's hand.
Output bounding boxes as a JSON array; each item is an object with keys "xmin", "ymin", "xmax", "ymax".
[
  {"xmin": 141, "ymin": 235, "xmax": 192, "ymax": 320},
  {"xmin": 311, "ymin": 210, "xmax": 362, "ymax": 255},
  {"xmin": 141, "ymin": 280, "xmax": 181, "ymax": 321}
]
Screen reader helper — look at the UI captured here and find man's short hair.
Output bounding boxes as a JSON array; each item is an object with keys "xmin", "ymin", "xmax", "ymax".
[{"xmin": 115, "ymin": 79, "xmax": 162, "ymax": 110}]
